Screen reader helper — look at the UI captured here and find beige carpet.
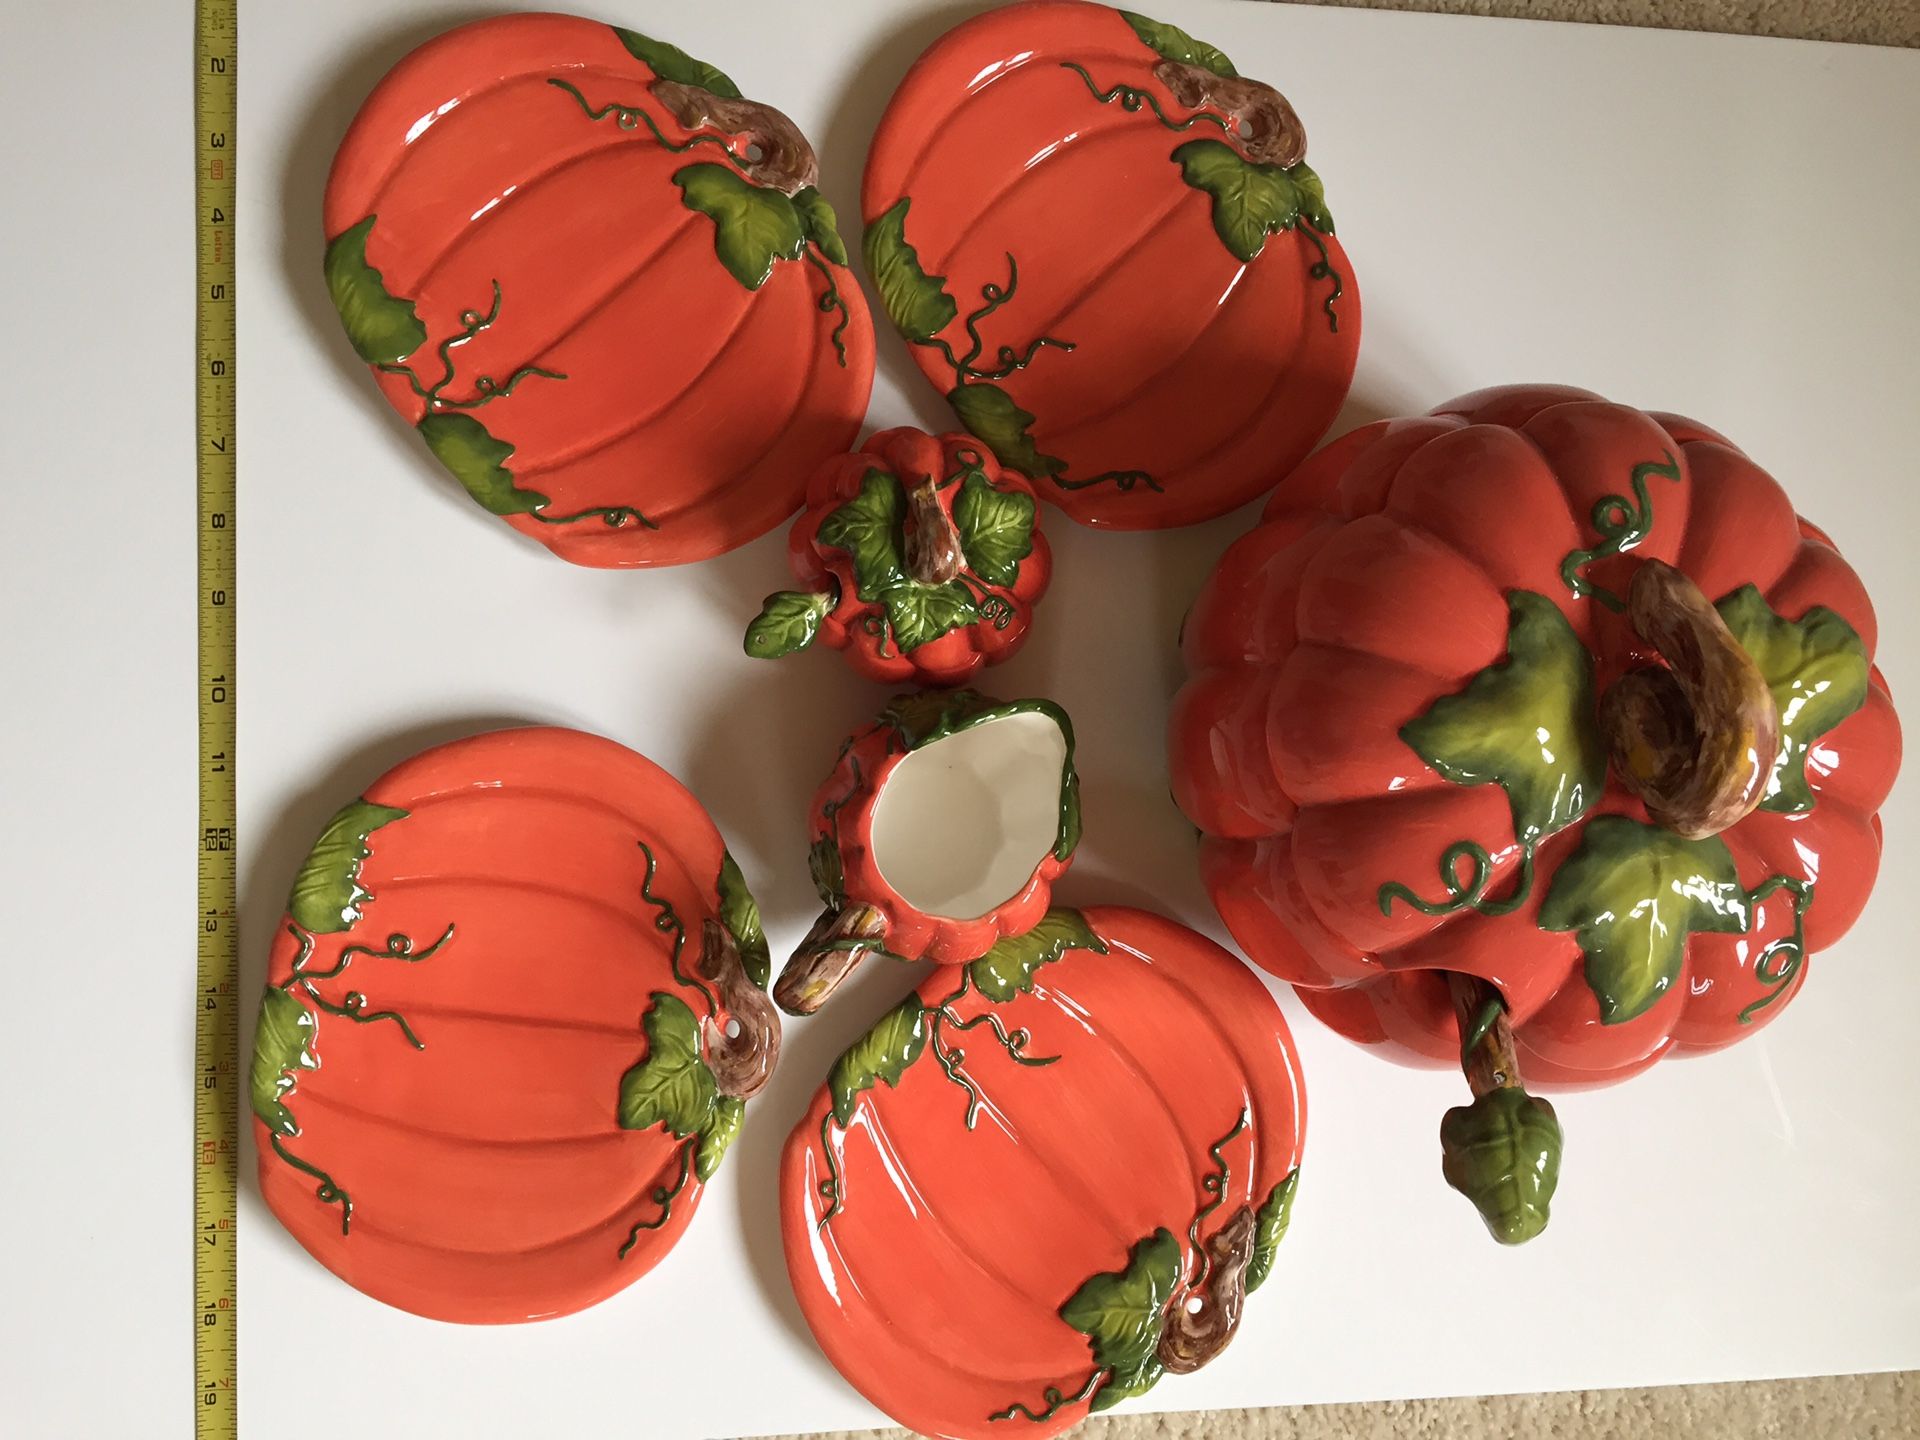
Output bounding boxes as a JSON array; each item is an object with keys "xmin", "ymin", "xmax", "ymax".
[{"xmin": 769, "ymin": 2, "xmax": 1917, "ymax": 1436}]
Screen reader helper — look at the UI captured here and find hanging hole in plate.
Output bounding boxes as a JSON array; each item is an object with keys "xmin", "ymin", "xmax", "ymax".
[
  {"xmin": 743, "ymin": 141, "xmax": 765, "ymax": 163},
  {"xmin": 1234, "ymin": 118, "xmax": 1253, "ymax": 140},
  {"xmin": 1185, "ymin": 1295, "xmax": 1206, "ymax": 1315},
  {"xmin": 724, "ymin": 1017, "xmax": 743, "ymax": 1040}
]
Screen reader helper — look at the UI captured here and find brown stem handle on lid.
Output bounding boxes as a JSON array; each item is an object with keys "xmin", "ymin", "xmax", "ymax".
[
  {"xmin": 772, "ymin": 903, "xmax": 889, "ymax": 1016},
  {"xmin": 1600, "ymin": 559, "xmax": 1781, "ymax": 840},
  {"xmin": 904, "ymin": 479, "xmax": 964, "ymax": 585}
]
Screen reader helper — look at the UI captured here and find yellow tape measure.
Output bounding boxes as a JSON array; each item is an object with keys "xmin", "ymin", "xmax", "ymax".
[{"xmin": 195, "ymin": 2, "xmax": 239, "ymax": 1435}]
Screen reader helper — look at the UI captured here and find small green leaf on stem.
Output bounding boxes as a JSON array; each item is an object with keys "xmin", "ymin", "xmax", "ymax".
[
  {"xmin": 745, "ymin": 590, "xmax": 832, "ymax": 659},
  {"xmin": 1440, "ymin": 1088, "xmax": 1562, "ymax": 1245}
]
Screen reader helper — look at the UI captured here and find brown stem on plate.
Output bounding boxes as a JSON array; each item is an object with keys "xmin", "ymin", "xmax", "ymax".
[
  {"xmin": 1158, "ymin": 1206, "xmax": 1256, "ymax": 1374},
  {"xmin": 772, "ymin": 903, "xmax": 889, "ymax": 1016},
  {"xmin": 904, "ymin": 478, "xmax": 964, "ymax": 585},
  {"xmin": 651, "ymin": 81, "xmax": 819, "ymax": 194},
  {"xmin": 1439, "ymin": 973, "xmax": 1562, "ymax": 1246},
  {"xmin": 695, "ymin": 920, "xmax": 780, "ymax": 1099},
  {"xmin": 1600, "ymin": 559, "xmax": 1781, "ymax": 840},
  {"xmin": 1155, "ymin": 61, "xmax": 1306, "ymax": 168}
]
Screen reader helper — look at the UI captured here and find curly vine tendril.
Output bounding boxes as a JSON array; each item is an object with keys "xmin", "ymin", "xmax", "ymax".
[
  {"xmin": 813, "ymin": 970, "xmax": 1062, "ymax": 1229},
  {"xmin": 1058, "ymin": 61, "xmax": 1234, "ymax": 136},
  {"xmin": 546, "ymin": 76, "xmax": 740, "ymax": 158},
  {"xmin": 376, "ymin": 280, "xmax": 568, "ymax": 413},
  {"xmin": 618, "ymin": 1142, "xmax": 695, "ymax": 1259},
  {"xmin": 270, "ymin": 1133, "xmax": 352, "ymax": 1235},
  {"xmin": 801, "ymin": 248, "xmax": 852, "ymax": 367},
  {"xmin": 1051, "ymin": 469, "xmax": 1164, "ymax": 493},
  {"xmin": 635, "ymin": 840, "xmax": 718, "ymax": 1013},
  {"xmin": 532, "ymin": 503, "xmax": 657, "ymax": 530},
  {"xmin": 1738, "ymin": 875, "xmax": 1812, "ymax": 1024},
  {"xmin": 988, "ymin": 1369, "xmax": 1108, "ymax": 1424},
  {"xmin": 268, "ymin": 921, "xmax": 455, "ymax": 1236},
  {"xmin": 1186, "ymin": 1109, "xmax": 1249, "ymax": 1285},
  {"xmin": 1558, "ymin": 451, "xmax": 1684, "ymax": 610},
  {"xmin": 930, "ymin": 252, "xmax": 1076, "ymax": 383},
  {"xmin": 1378, "ymin": 842, "xmax": 1537, "ymax": 920},
  {"xmin": 815, "ymin": 1111, "xmax": 849, "ymax": 1229},
  {"xmin": 1297, "ymin": 223, "xmax": 1343, "ymax": 335}
]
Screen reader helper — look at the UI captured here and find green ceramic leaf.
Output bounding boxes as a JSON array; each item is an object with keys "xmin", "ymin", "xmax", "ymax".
[
  {"xmin": 716, "ymin": 851, "xmax": 771, "ymax": 991},
  {"xmin": 829, "ymin": 994, "xmax": 929, "ymax": 1125},
  {"xmin": 953, "ymin": 468, "xmax": 1036, "ymax": 589},
  {"xmin": 1538, "ymin": 815, "xmax": 1749, "ymax": 1025},
  {"xmin": 323, "ymin": 215, "xmax": 426, "ymax": 365},
  {"xmin": 249, "ymin": 986, "xmax": 317, "ymax": 1136},
  {"xmin": 1056, "ymin": 766, "xmax": 1083, "ymax": 861},
  {"xmin": 1059, "ymin": 1228, "xmax": 1183, "ymax": 1383},
  {"xmin": 617, "ymin": 992, "xmax": 719, "ymax": 1137},
  {"xmin": 674, "ymin": 163, "xmax": 807, "ymax": 290},
  {"xmin": 884, "ymin": 580, "xmax": 978, "ymax": 652},
  {"xmin": 744, "ymin": 590, "xmax": 831, "ymax": 660},
  {"xmin": 288, "ymin": 799, "xmax": 409, "ymax": 934},
  {"xmin": 1118, "ymin": 10, "xmax": 1238, "ymax": 77},
  {"xmin": 1245, "ymin": 1168, "xmax": 1300, "ymax": 1293},
  {"xmin": 1292, "ymin": 161, "xmax": 1336, "ymax": 235},
  {"xmin": 1716, "ymin": 585, "xmax": 1870, "ymax": 814},
  {"xmin": 879, "ymin": 689, "xmax": 976, "ymax": 746},
  {"xmin": 817, "ymin": 470, "xmax": 908, "ymax": 600},
  {"xmin": 694, "ymin": 1096, "xmax": 745, "ymax": 1182},
  {"xmin": 1440, "ymin": 1088, "xmax": 1562, "ymax": 1245},
  {"xmin": 1172, "ymin": 138, "xmax": 1300, "ymax": 264},
  {"xmin": 969, "ymin": 909, "xmax": 1108, "ymax": 1002},
  {"xmin": 863, "ymin": 199, "xmax": 958, "ymax": 343},
  {"xmin": 417, "ymin": 412, "xmax": 552, "ymax": 517},
  {"xmin": 611, "ymin": 26, "xmax": 741, "ymax": 98},
  {"xmin": 947, "ymin": 382, "xmax": 1065, "ymax": 480},
  {"xmin": 1092, "ymin": 1359, "xmax": 1168, "ymax": 1415},
  {"xmin": 1401, "ymin": 590, "xmax": 1605, "ymax": 847},
  {"xmin": 809, "ymin": 834, "xmax": 844, "ymax": 906},
  {"xmin": 793, "ymin": 186, "xmax": 850, "ymax": 267}
]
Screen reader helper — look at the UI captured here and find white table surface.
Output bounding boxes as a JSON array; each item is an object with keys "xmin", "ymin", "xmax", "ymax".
[{"xmin": 3, "ymin": 1, "xmax": 1918, "ymax": 1436}]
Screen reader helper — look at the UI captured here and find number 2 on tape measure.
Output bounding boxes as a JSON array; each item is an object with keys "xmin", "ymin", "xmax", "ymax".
[{"xmin": 195, "ymin": 2, "xmax": 238, "ymax": 1436}]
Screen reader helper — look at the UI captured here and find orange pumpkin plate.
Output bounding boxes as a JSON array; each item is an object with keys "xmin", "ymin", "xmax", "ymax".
[
  {"xmin": 324, "ymin": 13, "xmax": 874, "ymax": 566},
  {"xmin": 248, "ymin": 727, "xmax": 779, "ymax": 1323},
  {"xmin": 862, "ymin": 1, "xmax": 1359, "ymax": 529},
  {"xmin": 782, "ymin": 906, "xmax": 1305, "ymax": 1438}
]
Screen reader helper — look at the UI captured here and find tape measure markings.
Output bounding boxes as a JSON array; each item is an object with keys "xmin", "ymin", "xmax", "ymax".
[{"xmin": 194, "ymin": 3, "xmax": 239, "ymax": 1437}]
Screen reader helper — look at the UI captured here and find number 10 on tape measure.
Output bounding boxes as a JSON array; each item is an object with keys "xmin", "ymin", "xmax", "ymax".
[{"xmin": 195, "ymin": 2, "xmax": 239, "ymax": 1436}]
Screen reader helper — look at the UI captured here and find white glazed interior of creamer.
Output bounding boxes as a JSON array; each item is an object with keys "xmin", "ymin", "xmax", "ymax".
[{"xmin": 869, "ymin": 710, "xmax": 1068, "ymax": 919}]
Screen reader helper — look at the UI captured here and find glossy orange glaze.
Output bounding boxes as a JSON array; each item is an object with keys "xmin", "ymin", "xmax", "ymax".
[
  {"xmin": 787, "ymin": 428, "xmax": 1052, "ymax": 686},
  {"xmin": 811, "ymin": 694, "xmax": 1078, "ymax": 963},
  {"xmin": 253, "ymin": 727, "xmax": 759, "ymax": 1322},
  {"xmin": 863, "ymin": 1, "xmax": 1359, "ymax": 529},
  {"xmin": 782, "ymin": 907, "xmax": 1306, "ymax": 1439},
  {"xmin": 324, "ymin": 13, "xmax": 873, "ymax": 566},
  {"xmin": 1170, "ymin": 385, "xmax": 1902, "ymax": 1086}
]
